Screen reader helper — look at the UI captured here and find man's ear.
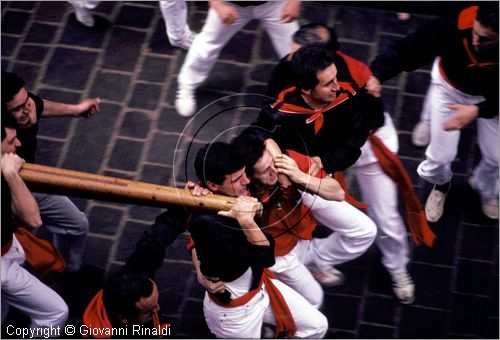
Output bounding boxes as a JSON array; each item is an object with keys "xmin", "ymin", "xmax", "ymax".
[
  {"xmin": 301, "ymin": 87, "xmax": 312, "ymax": 96},
  {"xmin": 206, "ymin": 181, "xmax": 219, "ymax": 193}
]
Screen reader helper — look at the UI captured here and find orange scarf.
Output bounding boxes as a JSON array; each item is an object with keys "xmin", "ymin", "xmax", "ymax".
[
  {"xmin": 368, "ymin": 135, "xmax": 436, "ymax": 246},
  {"xmin": 209, "ymin": 269, "xmax": 296, "ymax": 338},
  {"xmin": 83, "ymin": 290, "xmax": 164, "ymax": 338},
  {"xmin": 272, "ymin": 85, "xmax": 356, "ymax": 135},
  {"xmin": 13, "ymin": 227, "xmax": 65, "ymax": 279}
]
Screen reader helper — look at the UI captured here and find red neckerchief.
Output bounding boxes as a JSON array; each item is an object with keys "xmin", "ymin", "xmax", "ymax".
[
  {"xmin": 272, "ymin": 83, "xmax": 356, "ymax": 135},
  {"xmin": 458, "ymin": 6, "xmax": 498, "ymax": 69}
]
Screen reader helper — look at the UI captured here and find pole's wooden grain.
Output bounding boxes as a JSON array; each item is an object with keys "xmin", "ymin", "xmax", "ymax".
[{"xmin": 19, "ymin": 163, "xmax": 252, "ymax": 213}]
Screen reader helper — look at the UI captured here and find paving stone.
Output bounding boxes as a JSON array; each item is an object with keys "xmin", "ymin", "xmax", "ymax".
[
  {"xmin": 148, "ymin": 18, "xmax": 178, "ymax": 56},
  {"xmin": 1, "ymin": 58, "xmax": 10, "ymax": 70},
  {"xmin": 460, "ymin": 224, "xmax": 498, "ymax": 261},
  {"xmin": 90, "ymin": 71, "xmax": 130, "ymax": 102},
  {"xmin": 323, "ymin": 264, "xmax": 367, "ymax": 296},
  {"xmin": 60, "ymin": 15, "xmax": 109, "ymax": 48},
  {"xmin": 325, "ymin": 329, "xmax": 355, "ymax": 339},
  {"xmin": 114, "ymin": 220, "xmax": 149, "ymax": 262},
  {"xmin": 249, "ymin": 62, "xmax": 276, "ymax": 84},
  {"xmin": 219, "ymin": 31, "xmax": 255, "ymax": 64},
  {"xmin": 88, "ymin": 205, "xmax": 123, "ymax": 235},
  {"xmin": 362, "ymin": 295, "xmax": 397, "ymax": 325},
  {"xmin": 139, "ymin": 56, "xmax": 169, "ymax": 83},
  {"xmin": 108, "ymin": 138, "xmax": 144, "ymax": 172},
  {"xmin": 301, "ymin": 2, "xmax": 331, "ymax": 23},
  {"xmin": 359, "ymin": 324, "xmax": 395, "ymax": 339},
  {"xmin": 83, "ymin": 236, "xmax": 112, "ymax": 269},
  {"xmin": 140, "ymin": 164, "xmax": 171, "ymax": 186},
  {"xmin": 158, "ymin": 107, "xmax": 195, "ymax": 133},
  {"xmin": 35, "ymin": 1, "xmax": 67, "ymax": 22},
  {"xmin": 2, "ymin": 10, "xmax": 30, "ymax": 34},
  {"xmin": 397, "ymin": 133, "xmax": 426, "ymax": 159},
  {"xmin": 450, "ymin": 294, "xmax": 490, "ymax": 337},
  {"xmin": 62, "ymin": 103, "xmax": 120, "ymax": 173},
  {"xmin": 12, "ymin": 63, "xmax": 39, "ymax": 90},
  {"xmin": 205, "ymin": 62, "xmax": 247, "ymax": 92},
  {"xmin": 335, "ymin": 6, "xmax": 378, "ymax": 43},
  {"xmin": 455, "ymin": 259, "xmax": 492, "ymax": 295},
  {"xmin": 147, "ymin": 132, "xmax": 183, "ymax": 166},
  {"xmin": 94, "ymin": 1, "xmax": 116, "ymax": 15},
  {"xmin": 102, "ymin": 27, "xmax": 145, "ymax": 71},
  {"xmin": 44, "ymin": 47, "xmax": 98, "ymax": 90},
  {"xmin": 322, "ymin": 294, "xmax": 361, "ymax": 330},
  {"xmin": 8, "ymin": 1, "xmax": 35, "ymax": 10},
  {"xmin": 129, "ymin": 82, "xmax": 162, "ymax": 110},
  {"xmin": 399, "ymin": 306, "xmax": 448, "ymax": 338},
  {"xmin": 259, "ymin": 32, "xmax": 280, "ymax": 61},
  {"xmin": 128, "ymin": 205, "xmax": 164, "ymax": 222},
  {"xmin": 1, "ymin": 35, "xmax": 18, "ymax": 57},
  {"xmin": 119, "ymin": 111, "xmax": 152, "ymax": 138},
  {"xmin": 116, "ymin": 4, "xmax": 155, "ymax": 29},
  {"xmin": 411, "ymin": 263, "xmax": 452, "ymax": 308},
  {"xmin": 399, "ymin": 95, "xmax": 425, "ymax": 132},
  {"xmin": 25, "ymin": 23, "xmax": 57, "ymax": 43},
  {"xmin": 34, "ymin": 138, "xmax": 64, "ymax": 166}
]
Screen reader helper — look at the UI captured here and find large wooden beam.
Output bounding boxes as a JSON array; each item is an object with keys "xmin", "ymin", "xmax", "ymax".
[{"xmin": 19, "ymin": 163, "xmax": 259, "ymax": 213}]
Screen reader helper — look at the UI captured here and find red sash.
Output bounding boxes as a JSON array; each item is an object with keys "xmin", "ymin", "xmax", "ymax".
[{"xmin": 209, "ymin": 269, "xmax": 296, "ymax": 338}]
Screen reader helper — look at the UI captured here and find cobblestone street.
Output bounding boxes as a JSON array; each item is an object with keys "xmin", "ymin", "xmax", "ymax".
[{"xmin": 1, "ymin": 1, "xmax": 498, "ymax": 338}]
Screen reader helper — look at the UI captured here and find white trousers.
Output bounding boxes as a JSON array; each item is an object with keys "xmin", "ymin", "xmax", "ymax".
[
  {"xmin": 203, "ymin": 278, "xmax": 328, "ymax": 339},
  {"xmin": 159, "ymin": 0, "xmax": 192, "ymax": 45},
  {"xmin": 1, "ymin": 235, "xmax": 68, "ymax": 331},
  {"xmin": 351, "ymin": 113, "xmax": 410, "ymax": 273},
  {"xmin": 178, "ymin": 1, "xmax": 298, "ymax": 90},
  {"xmin": 270, "ymin": 189, "xmax": 377, "ymax": 308},
  {"xmin": 417, "ymin": 58, "xmax": 498, "ymax": 190}
]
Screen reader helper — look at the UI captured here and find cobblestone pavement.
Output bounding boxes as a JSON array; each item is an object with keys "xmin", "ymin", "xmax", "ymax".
[{"xmin": 1, "ymin": 1, "xmax": 498, "ymax": 338}]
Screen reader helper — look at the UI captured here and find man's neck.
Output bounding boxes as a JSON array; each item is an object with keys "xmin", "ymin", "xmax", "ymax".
[{"xmin": 301, "ymin": 94, "xmax": 328, "ymax": 110}]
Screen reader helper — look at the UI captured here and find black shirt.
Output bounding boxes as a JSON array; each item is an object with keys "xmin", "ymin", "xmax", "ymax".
[{"xmin": 16, "ymin": 92, "xmax": 44, "ymax": 163}]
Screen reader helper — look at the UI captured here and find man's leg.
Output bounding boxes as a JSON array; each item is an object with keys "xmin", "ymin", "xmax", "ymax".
[
  {"xmin": 471, "ymin": 116, "xmax": 499, "ymax": 219},
  {"xmin": 175, "ymin": 5, "xmax": 251, "ymax": 117},
  {"xmin": 33, "ymin": 193, "xmax": 89, "ymax": 273},
  {"xmin": 159, "ymin": 0, "xmax": 196, "ymax": 49},
  {"xmin": 263, "ymin": 279, "xmax": 328, "ymax": 338},
  {"xmin": 1, "ymin": 236, "xmax": 68, "ymax": 329},
  {"xmin": 271, "ymin": 241, "xmax": 324, "ymax": 309},
  {"xmin": 255, "ymin": 2, "xmax": 298, "ymax": 58}
]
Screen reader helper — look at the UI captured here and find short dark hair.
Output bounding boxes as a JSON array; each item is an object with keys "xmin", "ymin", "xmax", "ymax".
[
  {"xmin": 293, "ymin": 23, "xmax": 340, "ymax": 52},
  {"xmin": 102, "ymin": 269, "xmax": 154, "ymax": 324},
  {"xmin": 476, "ymin": 5, "xmax": 499, "ymax": 33},
  {"xmin": 1, "ymin": 112, "xmax": 18, "ymax": 142},
  {"xmin": 232, "ymin": 129, "xmax": 267, "ymax": 179},
  {"xmin": 290, "ymin": 44, "xmax": 336, "ymax": 90},
  {"xmin": 194, "ymin": 142, "xmax": 245, "ymax": 187},
  {"xmin": 2, "ymin": 71, "xmax": 26, "ymax": 110}
]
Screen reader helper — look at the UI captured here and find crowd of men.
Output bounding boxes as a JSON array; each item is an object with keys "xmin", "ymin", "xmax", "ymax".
[{"xmin": 1, "ymin": 1, "xmax": 498, "ymax": 338}]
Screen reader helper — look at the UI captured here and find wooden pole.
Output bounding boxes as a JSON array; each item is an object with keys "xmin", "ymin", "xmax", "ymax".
[{"xmin": 19, "ymin": 163, "xmax": 258, "ymax": 213}]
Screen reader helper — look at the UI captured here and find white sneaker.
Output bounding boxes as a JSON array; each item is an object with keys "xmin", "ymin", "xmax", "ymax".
[
  {"xmin": 170, "ymin": 31, "xmax": 197, "ymax": 50},
  {"xmin": 425, "ymin": 185, "xmax": 448, "ymax": 222},
  {"xmin": 391, "ymin": 270, "xmax": 415, "ymax": 304},
  {"xmin": 309, "ymin": 266, "xmax": 345, "ymax": 287},
  {"xmin": 411, "ymin": 121, "xmax": 431, "ymax": 147},
  {"xmin": 72, "ymin": 2, "xmax": 95, "ymax": 27},
  {"xmin": 175, "ymin": 87, "xmax": 197, "ymax": 117},
  {"xmin": 469, "ymin": 175, "xmax": 499, "ymax": 219}
]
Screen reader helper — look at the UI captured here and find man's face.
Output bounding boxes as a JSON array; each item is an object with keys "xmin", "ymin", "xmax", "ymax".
[
  {"xmin": 1, "ymin": 127, "xmax": 21, "ymax": 155},
  {"xmin": 252, "ymin": 149, "xmax": 278, "ymax": 187},
  {"xmin": 4, "ymin": 87, "xmax": 33, "ymax": 128},
  {"xmin": 472, "ymin": 21, "xmax": 498, "ymax": 53},
  {"xmin": 209, "ymin": 167, "xmax": 250, "ymax": 197},
  {"xmin": 309, "ymin": 63, "xmax": 340, "ymax": 105},
  {"xmin": 129, "ymin": 281, "xmax": 160, "ymax": 325}
]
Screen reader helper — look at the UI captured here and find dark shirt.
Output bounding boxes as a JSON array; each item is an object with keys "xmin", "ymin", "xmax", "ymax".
[
  {"xmin": 188, "ymin": 213, "xmax": 275, "ymax": 294},
  {"xmin": 255, "ymin": 88, "xmax": 384, "ymax": 173},
  {"xmin": 16, "ymin": 92, "xmax": 44, "ymax": 163},
  {"xmin": 370, "ymin": 7, "xmax": 498, "ymax": 118},
  {"xmin": 1, "ymin": 176, "xmax": 16, "ymax": 247},
  {"xmin": 230, "ymin": 1, "xmax": 267, "ymax": 7},
  {"xmin": 125, "ymin": 207, "xmax": 189, "ymax": 278}
]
